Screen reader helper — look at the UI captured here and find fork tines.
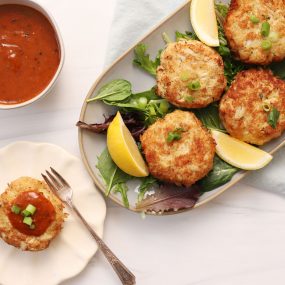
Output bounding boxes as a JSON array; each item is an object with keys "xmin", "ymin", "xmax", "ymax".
[{"xmin": 41, "ymin": 167, "xmax": 69, "ymax": 199}]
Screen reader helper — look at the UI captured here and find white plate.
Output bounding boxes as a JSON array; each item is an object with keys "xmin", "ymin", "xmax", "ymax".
[
  {"xmin": 78, "ymin": 0, "xmax": 285, "ymax": 214},
  {"xmin": 0, "ymin": 142, "xmax": 106, "ymax": 285}
]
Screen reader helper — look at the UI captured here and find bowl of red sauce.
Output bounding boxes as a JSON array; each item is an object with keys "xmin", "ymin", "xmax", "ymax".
[{"xmin": 0, "ymin": 0, "xmax": 64, "ymax": 109}]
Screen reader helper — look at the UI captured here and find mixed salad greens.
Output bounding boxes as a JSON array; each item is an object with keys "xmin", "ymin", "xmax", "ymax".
[{"xmin": 77, "ymin": 3, "xmax": 285, "ymax": 212}]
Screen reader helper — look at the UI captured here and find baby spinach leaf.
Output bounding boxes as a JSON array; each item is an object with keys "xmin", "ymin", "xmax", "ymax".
[
  {"xmin": 194, "ymin": 103, "xmax": 226, "ymax": 132},
  {"xmin": 133, "ymin": 44, "xmax": 161, "ymax": 76},
  {"xmin": 268, "ymin": 107, "xmax": 280, "ymax": 129},
  {"xmin": 102, "ymin": 100, "xmax": 145, "ymax": 111},
  {"xmin": 96, "ymin": 148, "xmax": 132, "ymax": 207},
  {"xmin": 270, "ymin": 61, "xmax": 285, "ymax": 80},
  {"xmin": 103, "ymin": 86, "xmax": 172, "ymax": 126},
  {"xmin": 198, "ymin": 156, "xmax": 239, "ymax": 192},
  {"xmin": 87, "ymin": 79, "xmax": 132, "ymax": 103}
]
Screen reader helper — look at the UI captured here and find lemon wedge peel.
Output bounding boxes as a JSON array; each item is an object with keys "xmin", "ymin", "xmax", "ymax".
[
  {"xmin": 190, "ymin": 0, "xmax": 219, "ymax": 47},
  {"xmin": 211, "ymin": 129, "xmax": 273, "ymax": 170},
  {"xmin": 107, "ymin": 112, "xmax": 149, "ymax": 177}
]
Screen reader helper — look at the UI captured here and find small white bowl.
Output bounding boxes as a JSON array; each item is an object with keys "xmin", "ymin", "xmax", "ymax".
[{"xmin": 0, "ymin": 0, "xmax": 65, "ymax": 110}]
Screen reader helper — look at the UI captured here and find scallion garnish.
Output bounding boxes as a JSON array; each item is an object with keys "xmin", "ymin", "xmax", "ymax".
[
  {"xmin": 23, "ymin": 217, "xmax": 33, "ymax": 226},
  {"xmin": 11, "ymin": 205, "xmax": 21, "ymax": 215},
  {"xmin": 261, "ymin": 22, "xmax": 270, "ymax": 37},
  {"xmin": 261, "ymin": 39, "xmax": 272, "ymax": 50},
  {"xmin": 21, "ymin": 209, "xmax": 31, "ymax": 217},
  {"xmin": 25, "ymin": 204, "xmax": 37, "ymax": 215},
  {"xmin": 250, "ymin": 15, "xmax": 259, "ymax": 24},
  {"xmin": 268, "ymin": 107, "xmax": 280, "ymax": 129},
  {"xmin": 180, "ymin": 70, "xmax": 190, "ymax": 81},
  {"xmin": 262, "ymin": 102, "xmax": 271, "ymax": 112},
  {"xmin": 188, "ymin": 81, "xmax": 201, "ymax": 91},
  {"xmin": 166, "ymin": 128, "xmax": 185, "ymax": 143}
]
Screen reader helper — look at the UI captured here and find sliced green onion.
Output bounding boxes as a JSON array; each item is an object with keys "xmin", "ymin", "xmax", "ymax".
[
  {"xmin": 21, "ymin": 209, "xmax": 31, "ymax": 217},
  {"xmin": 25, "ymin": 204, "xmax": 37, "ymax": 215},
  {"xmin": 180, "ymin": 70, "xmax": 190, "ymax": 81},
  {"xmin": 167, "ymin": 132, "xmax": 181, "ymax": 143},
  {"xmin": 11, "ymin": 205, "xmax": 21, "ymax": 215},
  {"xmin": 261, "ymin": 22, "xmax": 270, "ymax": 37},
  {"xmin": 268, "ymin": 107, "xmax": 280, "ymax": 129},
  {"xmin": 262, "ymin": 102, "xmax": 271, "ymax": 112},
  {"xmin": 261, "ymin": 39, "xmax": 272, "ymax": 50},
  {"xmin": 23, "ymin": 217, "xmax": 33, "ymax": 226},
  {"xmin": 137, "ymin": 97, "xmax": 148, "ymax": 108},
  {"xmin": 250, "ymin": 15, "xmax": 260, "ymax": 24},
  {"xmin": 159, "ymin": 100, "xmax": 170, "ymax": 113},
  {"xmin": 166, "ymin": 128, "xmax": 185, "ymax": 143},
  {"xmin": 188, "ymin": 81, "xmax": 201, "ymax": 91}
]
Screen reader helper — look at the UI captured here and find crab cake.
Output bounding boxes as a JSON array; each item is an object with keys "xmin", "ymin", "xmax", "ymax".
[
  {"xmin": 219, "ymin": 69, "xmax": 285, "ymax": 145},
  {"xmin": 156, "ymin": 40, "xmax": 226, "ymax": 108},
  {"xmin": 140, "ymin": 110, "xmax": 216, "ymax": 186},
  {"xmin": 0, "ymin": 177, "xmax": 66, "ymax": 251},
  {"xmin": 224, "ymin": 0, "xmax": 285, "ymax": 65}
]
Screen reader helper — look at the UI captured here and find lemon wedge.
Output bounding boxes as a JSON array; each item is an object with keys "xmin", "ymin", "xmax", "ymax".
[
  {"xmin": 107, "ymin": 112, "xmax": 149, "ymax": 177},
  {"xmin": 211, "ymin": 130, "xmax": 273, "ymax": 170},
  {"xmin": 190, "ymin": 0, "xmax": 219, "ymax": 47}
]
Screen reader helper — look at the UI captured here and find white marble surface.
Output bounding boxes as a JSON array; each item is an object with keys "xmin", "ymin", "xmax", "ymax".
[{"xmin": 1, "ymin": 1, "xmax": 285, "ymax": 285}]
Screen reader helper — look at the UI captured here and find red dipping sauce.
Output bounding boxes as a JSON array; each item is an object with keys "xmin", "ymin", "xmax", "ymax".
[
  {"xmin": 0, "ymin": 4, "xmax": 60, "ymax": 105},
  {"xmin": 8, "ymin": 191, "xmax": 56, "ymax": 236}
]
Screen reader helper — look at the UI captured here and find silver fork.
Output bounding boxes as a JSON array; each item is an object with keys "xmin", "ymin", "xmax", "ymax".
[{"xmin": 42, "ymin": 167, "xmax": 136, "ymax": 285}]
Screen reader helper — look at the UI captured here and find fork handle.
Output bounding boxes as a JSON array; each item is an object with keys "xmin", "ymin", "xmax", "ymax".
[{"xmin": 70, "ymin": 203, "xmax": 136, "ymax": 285}]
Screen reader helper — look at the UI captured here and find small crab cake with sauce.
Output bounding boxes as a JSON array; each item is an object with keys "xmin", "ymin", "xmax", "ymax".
[
  {"xmin": 219, "ymin": 69, "xmax": 285, "ymax": 145},
  {"xmin": 224, "ymin": 0, "xmax": 285, "ymax": 65},
  {"xmin": 156, "ymin": 40, "xmax": 226, "ymax": 108},
  {"xmin": 0, "ymin": 177, "xmax": 66, "ymax": 251},
  {"xmin": 140, "ymin": 110, "xmax": 216, "ymax": 186}
]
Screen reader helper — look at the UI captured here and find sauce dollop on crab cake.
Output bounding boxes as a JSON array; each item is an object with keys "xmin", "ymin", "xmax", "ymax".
[
  {"xmin": 156, "ymin": 40, "xmax": 226, "ymax": 108},
  {"xmin": 224, "ymin": 0, "xmax": 285, "ymax": 65},
  {"xmin": 140, "ymin": 110, "xmax": 216, "ymax": 186},
  {"xmin": 0, "ymin": 177, "xmax": 66, "ymax": 251},
  {"xmin": 219, "ymin": 69, "xmax": 285, "ymax": 145}
]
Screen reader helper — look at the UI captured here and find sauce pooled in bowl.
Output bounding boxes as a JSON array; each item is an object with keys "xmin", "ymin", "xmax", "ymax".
[{"xmin": 0, "ymin": 4, "xmax": 60, "ymax": 105}]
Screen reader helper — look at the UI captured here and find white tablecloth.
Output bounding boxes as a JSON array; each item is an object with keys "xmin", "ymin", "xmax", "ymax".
[{"xmin": 1, "ymin": 1, "xmax": 285, "ymax": 284}]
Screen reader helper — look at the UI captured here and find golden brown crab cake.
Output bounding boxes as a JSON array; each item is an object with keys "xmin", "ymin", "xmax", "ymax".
[
  {"xmin": 156, "ymin": 40, "xmax": 226, "ymax": 108},
  {"xmin": 140, "ymin": 110, "xmax": 216, "ymax": 186},
  {"xmin": 0, "ymin": 177, "xmax": 66, "ymax": 251},
  {"xmin": 219, "ymin": 69, "xmax": 285, "ymax": 145},
  {"xmin": 224, "ymin": 0, "xmax": 285, "ymax": 65}
]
